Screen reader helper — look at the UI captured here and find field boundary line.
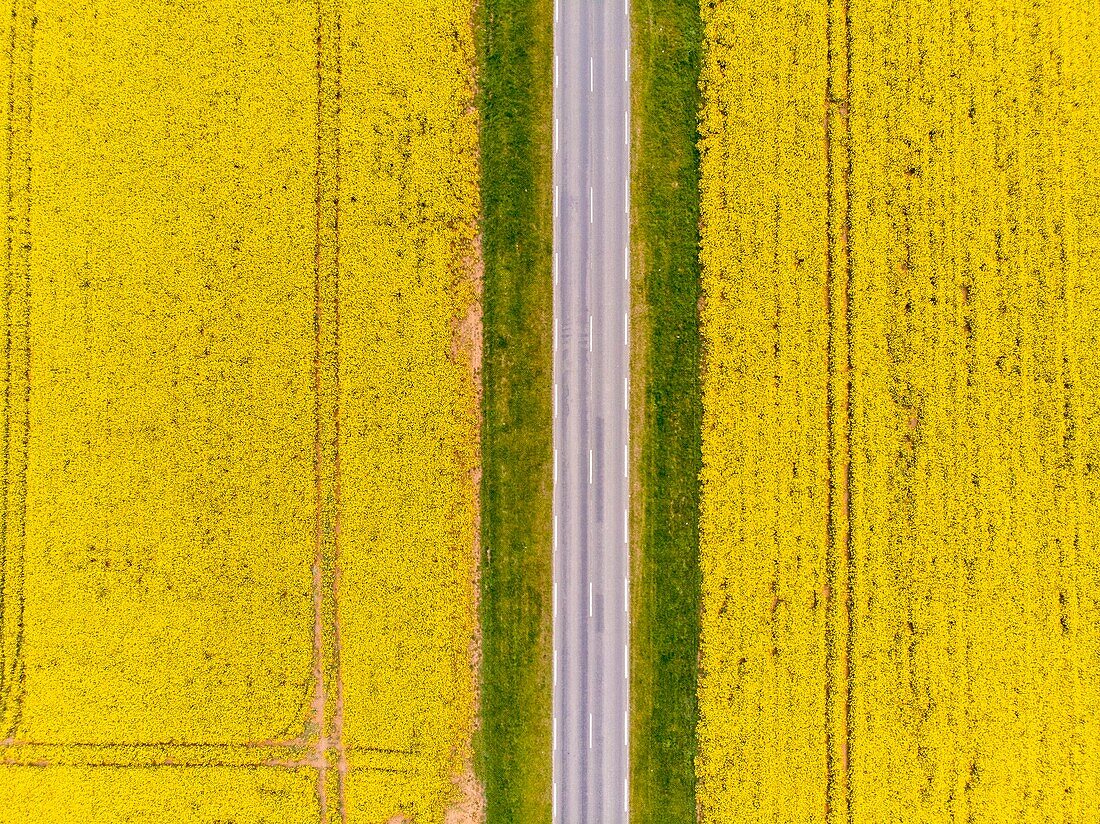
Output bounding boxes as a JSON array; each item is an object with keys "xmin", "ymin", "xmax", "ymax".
[
  {"xmin": 1, "ymin": 0, "xmax": 34, "ymax": 741},
  {"xmin": 0, "ymin": 743, "xmax": 313, "ymax": 769},
  {"xmin": 311, "ymin": 0, "xmax": 329, "ymax": 810},
  {"xmin": 310, "ymin": 0, "xmax": 344, "ymax": 818},
  {"xmin": 0, "ymin": 742, "xmax": 415, "ymax": 772},
  {"xmin": 1, "ymin": 0, "xmax": 14, "ymax": 717}
]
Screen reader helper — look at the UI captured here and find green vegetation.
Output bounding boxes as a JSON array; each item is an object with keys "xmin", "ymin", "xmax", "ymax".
[
  {"xmin": 630, "ymin": 1, "xmax": 703, "ymax": 822},
  {"xmin": 475, "ymin": 0, "xmax": 554, "ymax": 821}
]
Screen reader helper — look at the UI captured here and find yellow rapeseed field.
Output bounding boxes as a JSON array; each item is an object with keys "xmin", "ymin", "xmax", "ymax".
[
  {"xmin": 698, "ymin": 0, "xmax": 1100, "ymax": 821},
  {"xmin": 338, "ymin": 0, "xmax": 481, "ymax": 820},
  {"xmin": 1, "ymin": 0, "xmax": 480, "ymax": 821},
  {"xmin": 697, "ymin": 0, "xmax": 829, "ymax": 816}
]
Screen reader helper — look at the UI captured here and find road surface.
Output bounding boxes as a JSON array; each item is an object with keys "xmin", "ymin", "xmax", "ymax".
[{"xmin": 552, "ymin": 0, "xmax": 631, "ymax": 821}]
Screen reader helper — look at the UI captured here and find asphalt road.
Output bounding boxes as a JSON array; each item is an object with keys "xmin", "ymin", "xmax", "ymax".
[{"xmin": 552, "ymin": 0, "xmax": 631, "ymax": 821}]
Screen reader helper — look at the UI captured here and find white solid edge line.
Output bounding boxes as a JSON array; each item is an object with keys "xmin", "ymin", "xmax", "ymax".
[
  {"xmin": 626, "ymin": 10, "xmax": 632, "ymax": 803},
  {"xmin": 589, "ymin": 448, "xmax": 593, "ymax": 483},
  {"xmin": 553, "ymin": 716, "xmax": 558, "ymax": 751}
]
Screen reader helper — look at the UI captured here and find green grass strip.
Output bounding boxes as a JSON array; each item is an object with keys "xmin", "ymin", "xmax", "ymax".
[
  {"xmin": 630, "ymin": 0, "xmax": 703, "ymax": 821},
  {"xmin": 475, "ymin": 0, "xmax": 554, "ymax": 821}
]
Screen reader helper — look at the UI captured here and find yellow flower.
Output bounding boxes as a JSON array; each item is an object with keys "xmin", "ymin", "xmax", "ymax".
[{"xmin": 2, "ymin": 0, "xmax": 480, "ymax": 820}]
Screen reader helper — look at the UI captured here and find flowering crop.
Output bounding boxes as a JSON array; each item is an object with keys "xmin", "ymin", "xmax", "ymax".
[
  {"xmin": 1, "ymin": 0, "xmax": 480, "ymax": 821},
  {"xmin": 698, "ymin": 0, "xmax": 1100, "ymax": 820}
]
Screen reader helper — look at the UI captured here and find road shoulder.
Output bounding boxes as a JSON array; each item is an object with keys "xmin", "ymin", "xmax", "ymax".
[
  {"xmin": 629, "ymin": 1, "xmax": 704, "ymax": 821},
  {"xmin": 475, "ymin": 0, "xmax": 555, "ymax": 821}
]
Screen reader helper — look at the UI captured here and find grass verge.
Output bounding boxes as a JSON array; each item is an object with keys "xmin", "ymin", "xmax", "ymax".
[
  {"xmin": 630, "ymin": 1, "xmax": 703, "ymax": 822},
  {"xmin": 474, "ymin": 0, "xmax": 554, "ymax": 822}
]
